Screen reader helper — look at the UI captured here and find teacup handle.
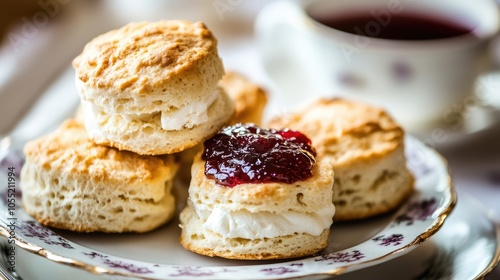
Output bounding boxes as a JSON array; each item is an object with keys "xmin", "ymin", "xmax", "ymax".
[{"xmin": 255, "ymin": 0, "xmax": 327, "ymax": 107}]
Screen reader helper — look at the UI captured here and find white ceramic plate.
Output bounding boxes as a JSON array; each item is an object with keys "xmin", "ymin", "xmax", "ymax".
[
  {"xmin": 10, "ymin": 194, "xmax": 500, "ymax": 280},
  {"xmin": 0, "ymin": 137, "xmax": 456, "ymax": 279},
  {"xmin": 334, "ymin": 194, "xmax": 500, "ymax": 280}
]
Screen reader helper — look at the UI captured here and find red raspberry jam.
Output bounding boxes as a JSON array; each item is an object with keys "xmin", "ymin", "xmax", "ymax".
[{"xmin": 202, "ymin": 123, "xmax": 316, "ymax": 187}]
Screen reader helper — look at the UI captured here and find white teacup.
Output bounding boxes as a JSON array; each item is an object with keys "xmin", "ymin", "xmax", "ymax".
[{"xmin": 256, "ymin": 0, "xmax": 500, "ymax": 130}]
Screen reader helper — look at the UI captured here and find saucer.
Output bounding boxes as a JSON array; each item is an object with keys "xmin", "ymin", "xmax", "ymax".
[{"xmin": 0, "ymin": 137, "xmax": 455, "ymax": 279}]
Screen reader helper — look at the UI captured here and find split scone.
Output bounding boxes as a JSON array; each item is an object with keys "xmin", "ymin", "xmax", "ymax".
[
  {"xmin": 20, "ymin": 119, "xmax": 179, "ymax": 233},
  {"xmin": 268, "ymin": 98, "xmax": 414, "ymax": 221},
  {"xmin": 179, "ymin": 124, "xmax": 335, "ymax": 260},
  {"xmin": 72, "ymin": 20, "xmax": 234, "ymax": 155}
]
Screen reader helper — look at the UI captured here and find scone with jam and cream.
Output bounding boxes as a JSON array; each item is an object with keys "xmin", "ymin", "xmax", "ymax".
[
  {"xmin": 268, "ymin": 98, "xmax": 414, "ymax": 221},
  {"xmin": 179, "ymin": 123, "xmax": 335, "ymax": 260},
  {"xmin": 72, "ymin": 20, "xmax": 234, "ymax": 155}
]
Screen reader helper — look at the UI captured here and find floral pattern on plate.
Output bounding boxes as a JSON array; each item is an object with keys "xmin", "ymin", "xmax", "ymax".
[{"xmin": 0, "ymin": 137, "xmax": 456, "ymax": 279}]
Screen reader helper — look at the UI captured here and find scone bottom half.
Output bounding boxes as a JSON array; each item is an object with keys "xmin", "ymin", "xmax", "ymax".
[
  {"xmin": 72, "ymin": 20, "xmax": 235, "ymax": 155},
  {"xmin": 179, "ymin": 123, "xmax": 336, "ymax": 260},
  {"xmin": 20, "ymin": 119, "xmax": 179, "ymax": 233}
]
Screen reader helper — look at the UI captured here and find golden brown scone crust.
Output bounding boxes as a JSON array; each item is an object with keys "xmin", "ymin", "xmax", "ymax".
[
  {"xmin": 269, "ymin": 98, "xmax": 404, "ymax": 165},
  {"xmin": 72, "ymin": 20, "xmax": 225, "ymax": 114},
  {"xmin": 219, "ymin": 71, "xmax": 268, "ymax": 125},
  {"xmin": 21, "ymin": 119, "xmax": 179, "ymax": 233},
  {"xmin": 188, "ymin": 154, "xmax": 334, "ymax": 214},
  {"xmin": 268, "ymin": 98, "xmax": 414, "ymax": 221},
  {"xmin": 24, "ymin": 120, "xmax": 176, "ymax": 187}
]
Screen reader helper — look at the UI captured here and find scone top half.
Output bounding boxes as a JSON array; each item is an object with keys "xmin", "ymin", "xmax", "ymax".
[
  {"xmin": 189, "ymin": 154, "xmax": 334, "ymax": 215},
  {"xmin": 73, "ymin": 20, "xmax": 224, "ymax": 115},
  {"xmin": 72, "ymin": 20, "xmax": 235, "ymax": 155}
]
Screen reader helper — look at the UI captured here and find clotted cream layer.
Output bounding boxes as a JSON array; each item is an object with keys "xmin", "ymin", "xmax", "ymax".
[
  {"xmin": 80, "ymin": 88, "xmax": 219, "ymax": 131},
  {"xmin": 191, "ymin": 201, "xmax": 335, "ymax": 239}
]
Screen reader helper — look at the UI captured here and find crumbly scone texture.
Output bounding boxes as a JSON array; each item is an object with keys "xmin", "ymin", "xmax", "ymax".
[
  {"xmin": 179, "ymin": 155, "xmax": 334, "ymax": 259},
  {"xmin": 82, "ymin": 87, "xmax": 234, "ymax": 155},
  {"xmin": 220, "ymin": 71, "xmax": 268, "ymax": 125},
  {"xmin": 179, "ymin": 206, "xmax": 330, "ymax": 260},
  {"xmin": 268, "ymin": 98, "xmax": 414, "ymax": 221},
  {"xmin": 20, "ymin": 119, "xmax": 179, "ymax": 233},
  {"xmin": 188, "ymin": 155, "xmax": 334, "ymax": 214},
  {"xmin": 331, "ymin": 145, "xmax": 414, "ymax": 221},
  {"xmin": 72, "ymin": 20, "xmax": 225, "ymax": 114}
]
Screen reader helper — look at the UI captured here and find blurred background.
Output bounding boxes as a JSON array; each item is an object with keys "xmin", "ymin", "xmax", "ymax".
[
  {"xmin": 0, "ymin": 0, "xmax": 499, "ymax": 279},
  {"xmin": 0, "ymin": 0, "xmax": 272, "ymax": 135}
]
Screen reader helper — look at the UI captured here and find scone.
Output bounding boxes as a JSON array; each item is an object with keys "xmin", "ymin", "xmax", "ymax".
[
  {"xmin": 20, "ymin": 119, "xmax": 179, "ymax": 233},
  {"xmin": 72, "ymin": 20, "xmax": 234, "ymax": 155},
  {"xmin": 177, "ymin": 71, "xmax": 269, "ymax": 181},
  {"xmin": 179, "ymin": 123, "xmax": 335, "ymax": 260},
  {"xmin": 220, "ymin": 71, "xmax": 268, "ymax": 125},
  {"xmin": 268, "ymin": 98, "xmax": 414, "ymax": 221}
]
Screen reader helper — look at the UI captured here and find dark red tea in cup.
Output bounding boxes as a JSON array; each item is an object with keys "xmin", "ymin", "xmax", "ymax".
[{"xmin": 312, "ymin": 11, "xmax": 473, "ymax": 40}]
